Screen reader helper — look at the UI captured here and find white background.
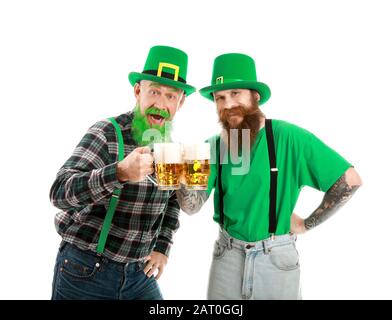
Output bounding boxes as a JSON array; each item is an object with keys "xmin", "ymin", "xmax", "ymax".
[{"xmin": 0, "ymin": 0, "xmax": 391, "ymax": 300}]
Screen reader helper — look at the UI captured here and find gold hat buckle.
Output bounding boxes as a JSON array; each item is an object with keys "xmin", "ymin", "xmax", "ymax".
[
  {"xmin": 216, "ymin": 76, "xmax": 224, "ymax": 84},
  {"xmin": 157, "ymin": 62, "xmax": 179, "ymax": 81}
]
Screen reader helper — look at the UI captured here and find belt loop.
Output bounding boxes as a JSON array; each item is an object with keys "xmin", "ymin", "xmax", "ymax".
[
  {"xmin": 228, "ymin": 237, "xmax": 233, "ymax": 250},
  {"xmin": 59, "ymin": 241, "xmax": 67, "ymax": 253},
  {"xmin": 263, "ymin": 239, "xmax": 271, "ymax": 255}
]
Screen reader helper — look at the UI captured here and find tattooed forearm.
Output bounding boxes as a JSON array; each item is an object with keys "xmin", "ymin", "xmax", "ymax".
[
  {"xmin": 176, "ymin": 184, "xmax": 208, "ymax": 215},
  {"xmin": 304, "ymin": 174, "xmax": 360, "ymax": 230}
]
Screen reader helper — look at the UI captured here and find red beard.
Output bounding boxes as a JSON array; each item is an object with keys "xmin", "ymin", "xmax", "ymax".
[{"xmin": 218, "ymin": 101, "xmax": 263, "ymax": 152}]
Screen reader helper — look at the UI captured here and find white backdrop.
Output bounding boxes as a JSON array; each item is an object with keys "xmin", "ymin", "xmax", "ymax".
[{"xmin": 1, "ymin": 0, "xmax": 391, "ymax": 300}]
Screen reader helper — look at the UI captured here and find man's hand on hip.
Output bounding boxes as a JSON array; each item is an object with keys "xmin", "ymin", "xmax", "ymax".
[
  {"xmin": 143, "ymin": 251, "xmax": 168, "ymax": 280},
  {"xmin": 290, "ymin": 213, "xmax": 307, "ymax": 235}
]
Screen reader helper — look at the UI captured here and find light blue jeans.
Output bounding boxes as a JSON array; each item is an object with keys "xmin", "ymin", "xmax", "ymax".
[{"xmin": 207, "ymin": 229, "xmax": 301, "ymax": 300}]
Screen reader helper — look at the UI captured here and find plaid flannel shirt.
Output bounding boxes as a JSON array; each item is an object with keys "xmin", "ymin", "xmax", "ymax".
[{"xmin": 50, "ymin": 111, "xmax": 180, "ymax": 263}]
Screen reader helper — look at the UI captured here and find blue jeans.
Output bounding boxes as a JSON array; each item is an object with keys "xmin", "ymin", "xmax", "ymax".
[
  {"xmin": 51, "ymin": 242, "xmax": 163, "ymax": 300},
  {"xmin": 208, "ymin": 229, "xmax": 301, "ymax": 300}
]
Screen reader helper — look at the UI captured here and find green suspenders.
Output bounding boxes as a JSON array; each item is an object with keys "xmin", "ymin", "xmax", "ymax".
[{"xmin": 96, "ymin": 117, "xmax": 124, "ymax": 254}]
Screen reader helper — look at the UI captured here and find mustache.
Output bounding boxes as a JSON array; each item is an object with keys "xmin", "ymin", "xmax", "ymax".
[
  {"xmin": 145, "ymin": 106, "xmax": 170, "ymax": 119},
  {"xmin": 219, "ymin": 104, "xmax": 259, "ymax": 127}
]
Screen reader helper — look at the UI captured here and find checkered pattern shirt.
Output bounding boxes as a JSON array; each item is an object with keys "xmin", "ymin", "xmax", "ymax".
[{"xmin": 50, "ymin": 111, "xmax": 180, "ymax": 263}]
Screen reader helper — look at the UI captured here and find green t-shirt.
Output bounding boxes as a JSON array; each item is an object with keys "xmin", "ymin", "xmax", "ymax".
[{"xmin": 206, "ymin": 119, "xmax": 352, "ymax": 242}]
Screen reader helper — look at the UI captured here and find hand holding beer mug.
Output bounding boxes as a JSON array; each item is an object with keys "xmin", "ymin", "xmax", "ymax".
[
  {"xmin": 153, "ymin": 143, "xmax": 184, "ymax": 190},
  {"xmin": 183, "ymin": 143, "xmax": 210, "ymax": 190}
]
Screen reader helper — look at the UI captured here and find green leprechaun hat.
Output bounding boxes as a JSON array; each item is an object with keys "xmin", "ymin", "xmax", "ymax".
[
  {"xmin": 129, "ymin": 45, "xmax": 196, "ymax": 96},
  {"xmin": 199, "ymin": 53, "xmax": 271, "ymax": 105}
]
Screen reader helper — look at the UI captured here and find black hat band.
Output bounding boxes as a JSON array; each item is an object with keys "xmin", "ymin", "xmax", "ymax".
[{"xmin": 142, "ymin": 70, "xmax": 186, "ymax": 84}]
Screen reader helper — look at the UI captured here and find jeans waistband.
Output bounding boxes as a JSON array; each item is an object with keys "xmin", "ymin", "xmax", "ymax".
[
  {"xmin": 60, "ymin": 241, "xmax": 143, "ymax": 271},
  {"xmin": 218, "ymin": 228, "xmax": 297, "ymax": 252}
]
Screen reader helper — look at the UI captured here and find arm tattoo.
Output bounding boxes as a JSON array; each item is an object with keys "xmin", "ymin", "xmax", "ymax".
[
  {"xmin": 176, "ymin": 184, "xmax": 208, "ymax": 215},
  {"xmin": 304, "ymin": 174, "xmax": 360, "ymax": 230}
]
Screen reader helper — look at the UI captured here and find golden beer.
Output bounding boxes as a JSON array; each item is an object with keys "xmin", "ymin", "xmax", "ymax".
[
  {"xmin": 155, "ymin": 163, "xmax": 183, "ymax": 190},
  {"xmin": 153, "ymin": 143, "xmax": 183, "ymax": 190},
  {"xmin": 183, "ymin": 143, "xmax": 211, "ymax": 190},
  {"xmin": 184, "ymin": 160, "xmax": 210, "ymax": 190}
]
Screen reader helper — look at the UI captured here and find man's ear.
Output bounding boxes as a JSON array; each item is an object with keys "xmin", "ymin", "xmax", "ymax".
[
  {"xmin": 177, "ymin": 92, "xmax": 186, "ymax": 110},
  {"xmin": 253, "ymin": 91, "xmax": 261, "ymax": 102},
  {"xmin": 134, "ymin": 82, "xmax": 141, "ymax": 99}
]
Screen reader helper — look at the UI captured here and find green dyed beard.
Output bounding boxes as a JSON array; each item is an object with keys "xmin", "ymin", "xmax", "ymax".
[{"xmin": 131, "ymin": 104, "xmax": 172, "ymax": 146}]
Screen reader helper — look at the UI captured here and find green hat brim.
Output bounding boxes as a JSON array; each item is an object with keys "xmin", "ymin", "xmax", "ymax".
[
  {"xmin": 129, "ymin": 72, "xmax": 196, "ymax": 96},
  {"xmin": 199, "ymin": 81, "xmax": 271, "ymax": 105}
]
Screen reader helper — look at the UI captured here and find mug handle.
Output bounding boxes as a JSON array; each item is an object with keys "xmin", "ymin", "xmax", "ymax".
[{"xmin": 146, "ymin": 145, "xmax": 158, "ymax": 186}]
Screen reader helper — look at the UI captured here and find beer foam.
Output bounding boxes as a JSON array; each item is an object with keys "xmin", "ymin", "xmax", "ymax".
[
  {"xmin": 153, "ymin": 143, "xmax": 183, "ymax": 163},
  {"xmin": 183, "ymin": 143, "xmax": 210, "ymax": 160}
]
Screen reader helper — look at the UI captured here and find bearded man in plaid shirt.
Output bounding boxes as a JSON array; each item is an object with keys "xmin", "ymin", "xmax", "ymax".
[{"xmin": 50, "ymin": 46, "xmax": 204, "ymax": 300}]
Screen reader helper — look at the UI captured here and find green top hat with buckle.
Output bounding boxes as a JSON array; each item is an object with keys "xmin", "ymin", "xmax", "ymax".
[
  {"xmin": 199, "ymin": 53, "xmax": 271, "ymax": 105},
  {"xmin": 129, "ymin": 45, "xmax": 196, "ymax": 96}
]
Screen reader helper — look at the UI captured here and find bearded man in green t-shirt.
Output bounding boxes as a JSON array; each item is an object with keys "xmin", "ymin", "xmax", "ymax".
[{"xmin": 176, "ymin": 53, "xmax": 362, "ymax": 300}]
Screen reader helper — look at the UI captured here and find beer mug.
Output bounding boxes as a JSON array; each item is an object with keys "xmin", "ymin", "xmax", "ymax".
[
  {"xmin": 153, "ymin": 142, "xmax": 183, "ymax": 190},
  {"xmin": 183, "ymin": 143, "xmax": 211, "ymax": 190}
]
